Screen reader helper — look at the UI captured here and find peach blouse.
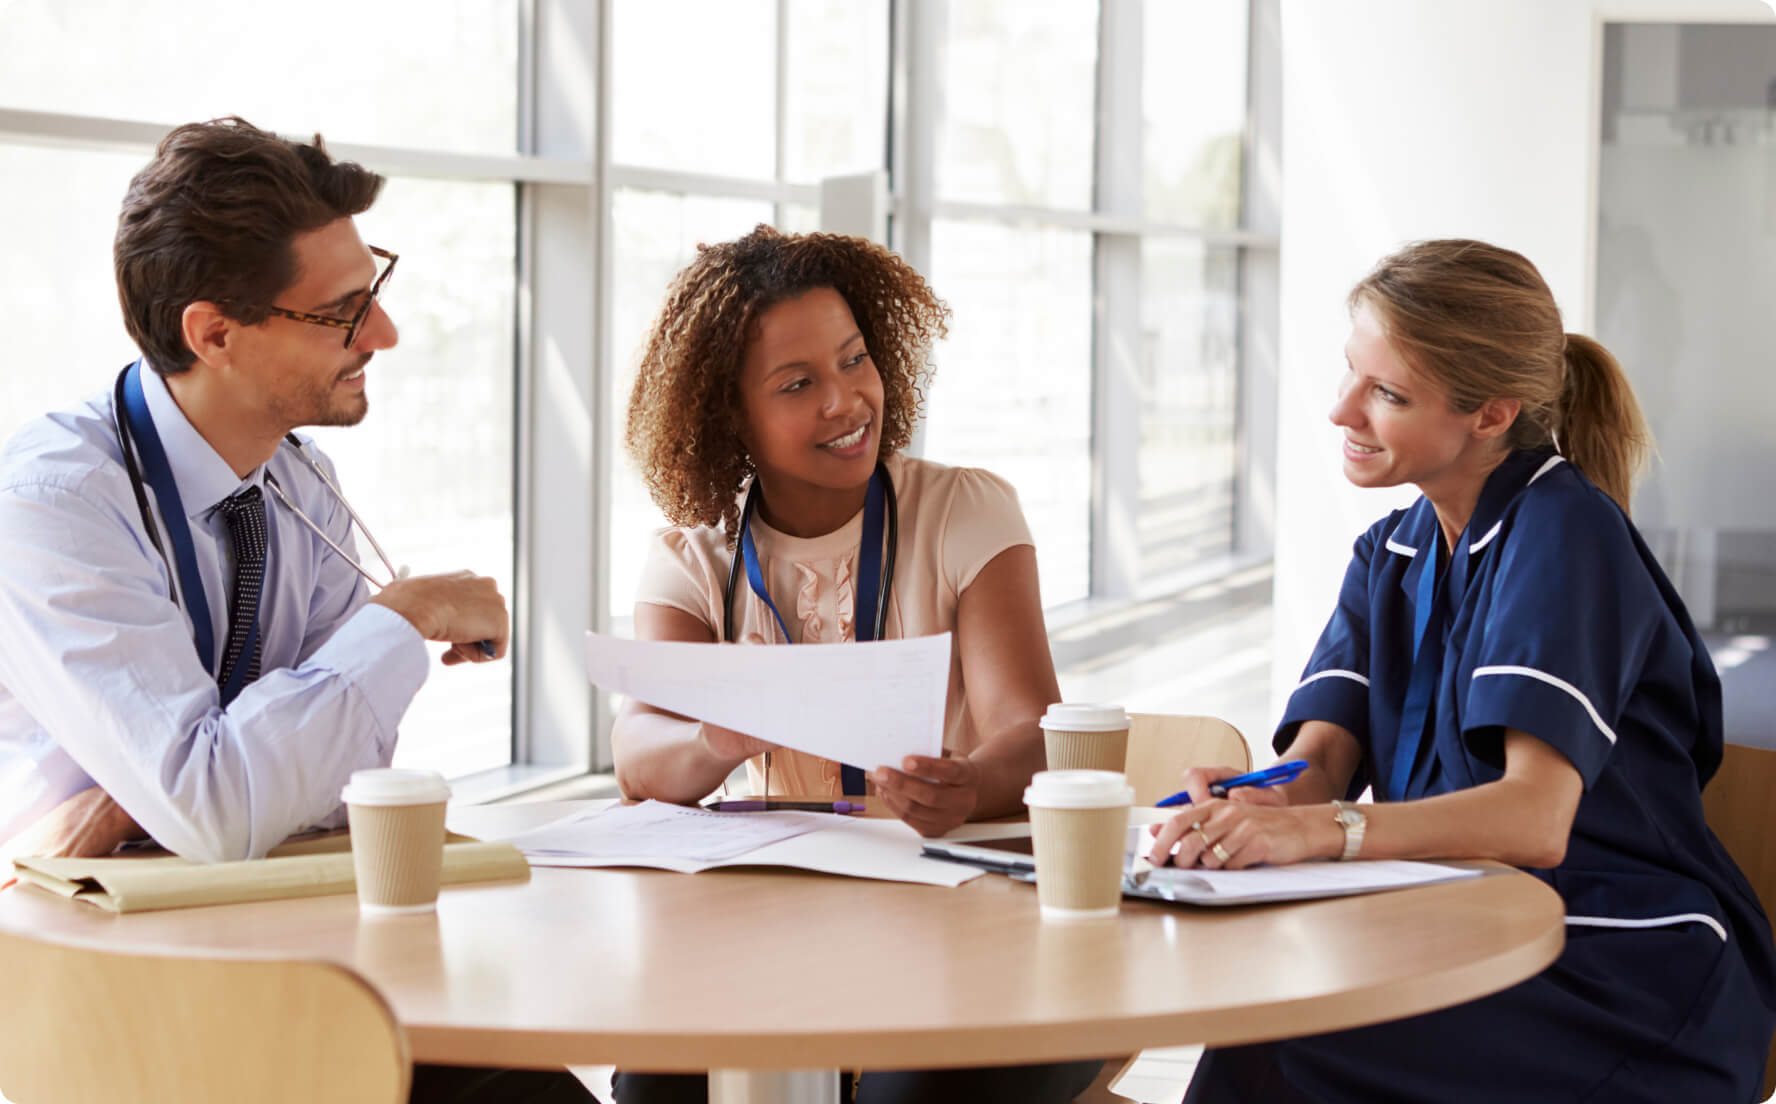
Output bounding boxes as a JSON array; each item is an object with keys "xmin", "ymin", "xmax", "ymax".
[{"xmin": 633, "ymin": 454, "xmax": 1034, "ymax": 797}]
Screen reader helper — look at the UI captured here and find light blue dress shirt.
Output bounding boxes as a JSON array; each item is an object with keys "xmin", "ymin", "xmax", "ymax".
[{"xmin": 0, "ymin": 365, "xmax": 429, "ymax": 862}]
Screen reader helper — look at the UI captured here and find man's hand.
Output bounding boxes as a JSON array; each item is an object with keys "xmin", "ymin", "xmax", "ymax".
[
  {"xmin": 369, "ymin": 570, "xmax": 509, "ymax": 665},
  {"xmin": 873, "ymin": 754, "xmax": 983, "ymax": 837},
  {"xmin": 7, "ymin": 786, "xmax": 146, "ymax": 860}
]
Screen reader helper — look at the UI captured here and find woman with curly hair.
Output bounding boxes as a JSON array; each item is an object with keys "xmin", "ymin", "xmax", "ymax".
[{"xmin": 609, "ymin": 225, "xmax": 1102, "ymax": 1104}]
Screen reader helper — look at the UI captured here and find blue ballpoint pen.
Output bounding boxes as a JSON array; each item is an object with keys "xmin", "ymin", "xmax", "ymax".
[{"xmin": 1154, "ymin": 759, "xmax": 1308, "ymax": 808}]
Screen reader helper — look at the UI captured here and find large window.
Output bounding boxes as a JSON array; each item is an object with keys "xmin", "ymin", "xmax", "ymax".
[
  {"xmin": 925, "ymin": 221, "xmax": 1095, "ymax": 605},
  {"xmin": 3, "ymin": 0, "xmax": 1273, "ymax": 782},
  {"xmin": 915, "ymin": 0, "xmax": 1264, "ymax": 607},
  {"xmin": 0, "ymin": 0, "xmax": 518, "ymax": 153},
  {"xmin": 601, "ymin": 0, "xmax": 891, "ymax": 631},
  {"xmin": 0, "ymin": 1, "xmax": 521, "ymax": 779}
]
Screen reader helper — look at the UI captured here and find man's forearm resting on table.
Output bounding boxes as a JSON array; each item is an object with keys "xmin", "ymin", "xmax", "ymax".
[{"xmin": 1, "ymin": 605, "xmax": 429, "ymax": 864}]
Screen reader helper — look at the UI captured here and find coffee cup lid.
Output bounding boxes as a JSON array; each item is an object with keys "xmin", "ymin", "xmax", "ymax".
[
  {"xmin": 341, "ymin": 768, "xmax": 451, "ymax": 807},
  {"xmin": 1039, "ymin": 703, "xmax": 1129, "ymax": 732},
  {"xmin": 1024, "ymin": 769, "xmax": 1134, "ymax": 809}
]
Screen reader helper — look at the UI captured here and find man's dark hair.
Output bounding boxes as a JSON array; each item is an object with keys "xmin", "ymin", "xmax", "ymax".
[{"xmin": 113, "ymin": 116, "xmax": 385, "ymax": 374}]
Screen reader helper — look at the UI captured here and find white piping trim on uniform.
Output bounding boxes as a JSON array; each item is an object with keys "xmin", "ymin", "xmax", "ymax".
[
  {"xmin": 1471, "ymin": 665, "xmax": 1617, "ymax": 745},
  {"xmin": 1529, "ymin": 455, "xmax": 1565, "ymax": 484},
  {"xmin": 1384, "ymin": 537, "xmax": 1417, "ymax": 558},
  {"xmin": 1566, "ymin": 913, "xmax": 1728, "ymax": 943},
  {"xmin": 1468, "ymin": 520, "xmax": 1503, "ymax": 553},
  {"xmin": 1295, "ymin": 669, "xmax": 1370, "ymax": 691}
]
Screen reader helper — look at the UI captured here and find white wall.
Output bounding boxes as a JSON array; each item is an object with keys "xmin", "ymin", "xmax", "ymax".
[{"xmin": 1268, "ymin": 0, "xmax": 1776, "ymax": 721}]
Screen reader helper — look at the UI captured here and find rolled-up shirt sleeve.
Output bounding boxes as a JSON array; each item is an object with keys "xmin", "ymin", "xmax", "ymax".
[{"xmin": 0, "ymin": 478, "xmax": 428, "ymax": 863}]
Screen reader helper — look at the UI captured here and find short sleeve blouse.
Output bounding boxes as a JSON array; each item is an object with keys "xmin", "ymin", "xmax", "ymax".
[{"xmin": 633, "ymin": 453, "xmax": 1035, "ymax": 796}]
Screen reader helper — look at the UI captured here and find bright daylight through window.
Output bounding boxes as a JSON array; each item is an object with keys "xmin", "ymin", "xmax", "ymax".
[{"xmin": 1, "ymin": 0, "xmax": 1270, "ymax": 778}]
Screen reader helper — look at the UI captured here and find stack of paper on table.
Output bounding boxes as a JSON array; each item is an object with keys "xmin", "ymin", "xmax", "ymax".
[
  {"xmin": 501, "ymin": 800, "xmax": 982, "ymax": 888},
  {"xmin": 1121, "ymin": 859, "xmax": 1482, "ymax": 906},
  {"xmin": 922, "ymin": 821, "xmax": 1485, "ymax": 905},
  {"xmin": 12, "ymin": 832, "xmax": 529, "ymax": 913}
]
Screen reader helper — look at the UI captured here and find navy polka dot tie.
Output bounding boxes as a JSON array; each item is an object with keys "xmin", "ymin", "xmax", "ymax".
[{"xmin": 215, "ymin": 486, "xmax": 266, "ymax": 695}]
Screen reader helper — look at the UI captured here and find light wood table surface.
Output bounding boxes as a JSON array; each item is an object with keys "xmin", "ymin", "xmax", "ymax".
[{"xmin": 0, "ymin": 801, "xmax": 1565, "ymax": 1102}]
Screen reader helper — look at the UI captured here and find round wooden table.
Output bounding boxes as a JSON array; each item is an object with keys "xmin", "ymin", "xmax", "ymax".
[{"xmin": 0, "ymin": 804, "xmax": 1566, "ymax": 1103}]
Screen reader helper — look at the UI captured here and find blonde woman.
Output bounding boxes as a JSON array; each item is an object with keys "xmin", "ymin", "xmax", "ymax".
[{"xmin": 1153, "ymin": 240, "xmax": 1775, "ymax": 1102}]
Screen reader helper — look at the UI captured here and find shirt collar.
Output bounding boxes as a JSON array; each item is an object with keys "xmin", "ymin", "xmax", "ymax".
[
  {"xmin": 1464, "ymin": 446, "xmax": 1562, "ymax": 558},
  {"xmin": 138, "ymin": 362, "xmax": 267, "ymax": 518},
  {"xmin": 1387, "ymin": 446, "xmax": 1562, "ymax": 600}
]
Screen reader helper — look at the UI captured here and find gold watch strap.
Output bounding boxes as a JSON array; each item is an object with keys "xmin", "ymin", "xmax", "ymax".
[{"xmin": 1332, "ymin": 800, "xmax": 1366, "ymax": 861}]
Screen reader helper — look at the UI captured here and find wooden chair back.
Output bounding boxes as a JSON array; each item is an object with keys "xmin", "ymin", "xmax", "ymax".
[
  {"xmin": 1071, "ymin": 714, "xmax": 1253, "ymax": 1102},
  {"xmin": 1701, "ymin": 741, "xmax": 1776, "ymax": 1101},
  {"xmin": 0, "ymin": 927, "xmax": 408, "ymax": 1104},
  {"xmin": 1124, "ymin": 713, "xmax": 1253, "ymax": 807}
]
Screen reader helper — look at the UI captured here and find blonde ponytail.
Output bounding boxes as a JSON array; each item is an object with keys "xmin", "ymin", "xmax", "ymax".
[{"xmin": 1558, "ymin": 334, "xmax": 1651, "ymax": 515}]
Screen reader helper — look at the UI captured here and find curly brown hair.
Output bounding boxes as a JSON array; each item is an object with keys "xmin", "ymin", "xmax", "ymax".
[{"xmin": 624, "ymin": 225, "xmax": 950, "ymax": 545}]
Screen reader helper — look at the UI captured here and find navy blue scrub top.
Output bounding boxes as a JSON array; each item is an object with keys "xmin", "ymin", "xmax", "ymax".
[{"xmin": 1280, "ymin": 446, "xmax": 1775, "ymax": 1008}]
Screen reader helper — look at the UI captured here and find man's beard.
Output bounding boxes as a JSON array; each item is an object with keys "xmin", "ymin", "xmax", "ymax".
[{"xmin": 276, "ymin": 355, "xmax": 372, "ymax": 429}]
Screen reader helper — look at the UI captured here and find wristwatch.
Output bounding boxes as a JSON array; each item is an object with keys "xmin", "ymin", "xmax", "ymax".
[{"xmin": 1331, "ymin": 800, "xmax": 1367, "ymax": 861}]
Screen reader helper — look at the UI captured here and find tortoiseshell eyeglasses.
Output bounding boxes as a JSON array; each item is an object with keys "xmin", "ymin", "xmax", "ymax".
[{"xmin": 263, "ymin": 246, "xmax": 397, "ymax": 349}]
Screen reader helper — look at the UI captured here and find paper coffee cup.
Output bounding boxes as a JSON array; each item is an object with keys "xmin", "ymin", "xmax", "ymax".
[
  {"xmin": 1039, "ymin": 703, "xmax": 1130, "ymax": 772},
  {"xmin": 1024, "ymin": 769, "xmax": 1134, "ymax": 920},
  {"xmin": 342, "ymin": 769, "xmax": 451, "ymax": 915}
]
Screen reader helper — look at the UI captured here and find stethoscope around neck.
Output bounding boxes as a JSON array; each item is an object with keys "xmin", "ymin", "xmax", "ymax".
[
  {"xmin": 110, "ymin": 361, "xmax": 407, "ymax": 628},
  {"xmin": 721, "ymin": 460, "xmax": 899, "ymax": 645}
]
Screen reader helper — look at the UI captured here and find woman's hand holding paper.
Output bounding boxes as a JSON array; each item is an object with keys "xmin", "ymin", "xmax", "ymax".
[{"xmin": 874, "ymin": 754, "xmax": 981, "ymax": 837}]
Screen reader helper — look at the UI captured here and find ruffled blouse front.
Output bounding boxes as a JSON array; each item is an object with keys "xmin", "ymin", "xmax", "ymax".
[
  {"xmin": 746, "ymin": 510, "xmax": 865, "ymax": 647},
  {"xmin": 740, "ymin": 511, "xmax": 870, "ymax": 794},
  {"xmin": 632, "ymin": 454, "xmax": 1036, "ymax": 799}
]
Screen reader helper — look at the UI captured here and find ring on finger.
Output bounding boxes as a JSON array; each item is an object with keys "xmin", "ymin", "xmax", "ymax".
[{"xmin": 1210, "ymin": 841, "xmax": 1231, "ymax": 864}]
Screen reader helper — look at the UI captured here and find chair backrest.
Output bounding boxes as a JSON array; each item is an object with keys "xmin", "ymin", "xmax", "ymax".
[
  {"xmin": 0, "ymin": 927, "xmax": 408, "ymax": 1104},
  {"xmin": 1124, "ymin": 714, "xmax": 1253, "ymax": 807},
  {"xmin": 1701, "ymin": 742, "xmax": 1776, "ymax": 1101}
]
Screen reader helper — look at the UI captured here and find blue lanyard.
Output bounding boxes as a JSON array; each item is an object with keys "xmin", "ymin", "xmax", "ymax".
[
  {"xmin": 1390, "ymin": 528, "xmax": 1448, "ymax": 802},
  {"xmin": 739, "ymin": 469, "xmax": 888, "ymax": 795},
  {"xmin": 119, "ymin": 361, "xmax": 262, "ymax": 705}
]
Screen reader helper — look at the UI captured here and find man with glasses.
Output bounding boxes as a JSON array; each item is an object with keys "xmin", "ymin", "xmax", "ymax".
[{"xmin": 0, "ymin": 115, "xmax": 591, "ymax": 1103}]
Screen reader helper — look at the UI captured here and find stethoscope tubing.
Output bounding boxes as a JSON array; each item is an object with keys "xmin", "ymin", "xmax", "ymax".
[{"xmin": 112, "ymin": 365, "xmax": 405, "ymax": 602}]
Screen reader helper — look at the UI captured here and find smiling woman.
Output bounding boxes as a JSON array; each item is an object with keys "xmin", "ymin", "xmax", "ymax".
[
  {"xmin": 607, "ymin": 224, "xmax": 1099, "ymax": 1104},
  {"xmin": 1168, "ymin": 240, "xmax": 1776, "ymax": 1104}
]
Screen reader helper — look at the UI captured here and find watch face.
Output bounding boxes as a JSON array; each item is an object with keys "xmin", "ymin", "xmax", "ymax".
[{"xmin": 1336, "ymin": 807, "xmax": 1362, "ymax": 827}]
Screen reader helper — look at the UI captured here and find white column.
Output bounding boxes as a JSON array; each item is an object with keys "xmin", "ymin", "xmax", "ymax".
[
  {"xmin": 1090, "ymin": 0, "xmax": 1143, "ymax": 601},
  {"xmin": 890, "ymin": 0, "xmax": 943, "ymax": 459},
  {"xmin": 516, "ymin": 0, "xmax": 606, "ymax": 768},
  {"xmin": 1236, "ymin": 0, "xmax": 1282, "ymax": 561}
]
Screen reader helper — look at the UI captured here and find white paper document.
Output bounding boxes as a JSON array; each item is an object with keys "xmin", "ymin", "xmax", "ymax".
[
  {"xmin": 1123, "ymin": 859, "xmax": 1482, "ymax": 906},
  {"xmin": 584, "ymin": 631, "xmax": 950, "ymax": 771},
  {"xmin": 500, "ymin": 800, "xmax": 982, "ymax": 888},
  {"xmin": 506, "ymin": 800, "xmax": 826, "ymax": 862}
]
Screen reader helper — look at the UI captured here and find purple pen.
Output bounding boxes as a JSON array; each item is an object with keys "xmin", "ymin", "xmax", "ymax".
[{"xmin": 703, "ymin": 800, "xmax": 867, "ymax": 814}]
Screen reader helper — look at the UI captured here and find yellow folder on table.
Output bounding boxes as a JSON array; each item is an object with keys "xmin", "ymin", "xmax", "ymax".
[{"xmin": 10, "ymin": 831, "xmax": 528, "ymax": 913}]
